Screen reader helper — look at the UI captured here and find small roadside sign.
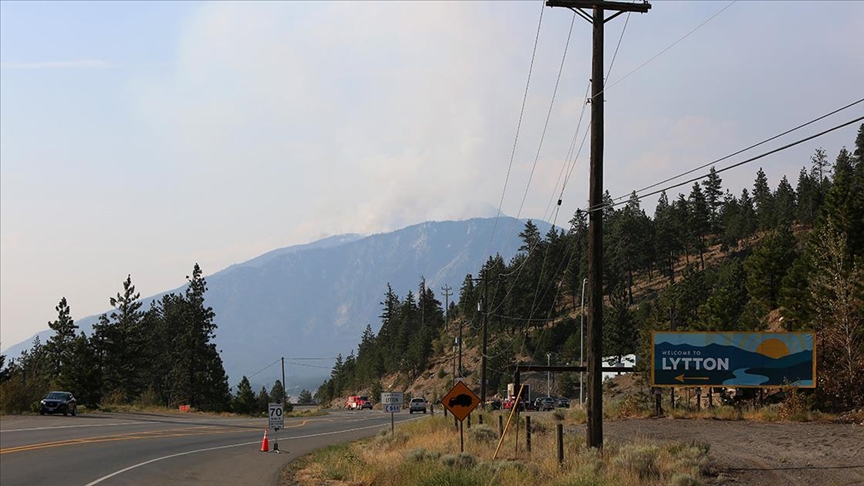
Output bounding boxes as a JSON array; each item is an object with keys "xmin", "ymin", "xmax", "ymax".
[
  {"xmin": 442, "ymin": 381, "xmax": 479, "ymax": 422},
  {"xmin": 385, "ymin": 404, "xmax": 401, "ymax": 413},
  {"xmin": 381, "ymin": 392, "xmax": 404, "ymax": 407},
  {"xmin": 269, "ymin": 403, "xmax": 284, "ymax": 430}
]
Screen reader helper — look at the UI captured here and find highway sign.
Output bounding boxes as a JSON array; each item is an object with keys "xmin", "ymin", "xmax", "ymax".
[
  {"xmin": 652, "ymin": 332, "xmax": 815, "ymax": 387},
  {"xmin": 384, "ymin": 404, "xmax": 401, "ymax": 413},
  {"xmin": 380, "ymin": 392, "xmax": 404, "ymax": 407},
  {"xmin": 269, "ymin": 403, "xmax": 284, "ymax": 430},
  {"xmin": 442, "ymin": 381, "xmax": 479, "ymax": 421}
]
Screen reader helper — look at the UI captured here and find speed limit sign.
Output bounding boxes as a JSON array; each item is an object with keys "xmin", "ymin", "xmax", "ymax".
[{"xmin": 269, "ymin": 403, "xmax": 284, "ymax": 430}]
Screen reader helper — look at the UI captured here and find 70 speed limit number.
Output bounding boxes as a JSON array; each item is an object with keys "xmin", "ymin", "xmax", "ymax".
[{"xmin": 269, "ymin": 403, "xmax": 284, "ymax": 430}]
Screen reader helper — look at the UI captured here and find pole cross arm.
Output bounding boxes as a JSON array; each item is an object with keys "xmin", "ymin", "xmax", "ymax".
[
  {"xmin": 515, "ymin": 364, "xmax": 637, "ymax": 373},
  {"xmin": 546, "ymin": 0, "xmax": 651, "ymax": 14}
]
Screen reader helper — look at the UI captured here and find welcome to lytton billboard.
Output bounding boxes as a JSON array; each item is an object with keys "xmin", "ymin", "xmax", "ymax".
[{"xmin": 652, "ymin": 332, "xmax": 815, "ymax": 388}]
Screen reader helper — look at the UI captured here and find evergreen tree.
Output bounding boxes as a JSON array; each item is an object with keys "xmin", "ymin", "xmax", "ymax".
[
  {"xmin": 688, "ymin": 183, "xmax": 711, "ymax": 270},
  {"xmin": 93, "ymin": 274, "xmax": 146, "ymax": 402},
  {"xmin": 297, "ymin": 389, "xmax": 314, "ymax": 405},
  {"xmin": 704, "ymin": 166, "xmax": 724, "ymax": 234},
  {"xmin": 810, "ymin": 147, "xmax": 831, "ymax": 184},
  {"xmin": 233, "ymin": 376, "xmax": 256, "ymax": 414},
  {"xmin": 256, "ymin": 386, "xmax": 270, "ymax": 413},
  {"xmin": 774, "ymin": 175, "xmax": 797, "ymax": 226},
  {"xmin": 823, "ymin": 146, "xmax": 864, "ymax": 260},
  {"xmin": 753, "ymin": 168, "xmax": 775, "ymax": 230},
  {"xmin": 653, "ymin": 192, "xmax": 678, "ymax": 281},
  {"xmin": 44, "ymin": 297, "xmax": 78, "ymax": 384},
  {"xmin": 0, "ymin": 353, "xmax": 10, "ymax": 383},
  {"xmin": 809, "ymin": 219, "xmax": 864, "ymax": 410},
  {"xmin": 270, "ymin": 380, "xmax": 285, "ymax": 404},
  {"xmin": 744, "ymin": 224, "xmax": 798, "ymax": 310},
  {"xmin": 158, "ymin": 265, "xmax": 230, "ymax": 411},
  {"xmin": 61, "ymin": 332, "xmax": 101, "ymax": 407},
  {"xmin": 796, "ymin": 166, "xmax": 820, "ymax": 226},
  {"xmin": 696, "ymin": 260, "xmax": 749, "ymax": 331},
  {"xmin": 564, "ymin": 209, "xmax": 588, "ymax": 307}
]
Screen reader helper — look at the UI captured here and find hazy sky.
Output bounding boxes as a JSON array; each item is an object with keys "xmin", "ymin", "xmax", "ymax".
[{"xmin": 2, "ymin": 1, "xmax": 863, "ymax": 350}]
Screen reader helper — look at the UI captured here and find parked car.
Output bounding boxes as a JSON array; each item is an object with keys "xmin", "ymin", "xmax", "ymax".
[
  {"xmin": 409, "ymin": 397, "xmax": 427, "ymax": 414},
  {"xmin": 502, "ymin": 396, "xmax": 525, "ymax": 411},
  {"xmin": 556, "ymin": 397, "xmax": 570, "ymax": 408},
  {"xmin": 40, "ymin": 391, "xmax": 77, "ymax": 416},
  {"xmin": 535, "ymin": 396, "xmax": 556, "ymax": 411}
]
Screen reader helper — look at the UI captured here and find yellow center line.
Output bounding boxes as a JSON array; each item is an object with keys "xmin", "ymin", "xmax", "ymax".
[{"xmin": 0, "ymin": 423, "xmax": 280, "ymax": 455}]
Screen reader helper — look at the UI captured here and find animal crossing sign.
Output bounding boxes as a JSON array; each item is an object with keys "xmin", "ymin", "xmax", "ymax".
[
  {"xmin": 652, "ymin": 332, "xmax": 816, "ymax": 388},
  {"xmin": 442, "ymin": 381, "xmax": 479, "ymax": 421}
]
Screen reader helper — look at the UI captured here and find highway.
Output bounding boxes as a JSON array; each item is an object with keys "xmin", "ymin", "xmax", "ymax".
[{"xmin": 0, "ymin": 409, "xmax": 421, "ymax": 485}]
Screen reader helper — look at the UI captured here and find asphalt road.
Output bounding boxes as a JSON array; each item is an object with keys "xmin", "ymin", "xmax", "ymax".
[{"xmin": 0, "ymin": 409, "xmax": 422, "ymax": 485}]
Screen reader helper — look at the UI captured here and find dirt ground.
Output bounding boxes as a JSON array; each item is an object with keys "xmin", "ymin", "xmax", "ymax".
[{"xmin": 599, "ymin": 418, "xmax": 864, "ymax": 485}]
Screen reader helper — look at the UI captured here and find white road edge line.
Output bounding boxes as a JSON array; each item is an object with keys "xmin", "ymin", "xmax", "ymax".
[{"xmin": 84, "ymin": 416, "xmax": 423, "ymax": 485}]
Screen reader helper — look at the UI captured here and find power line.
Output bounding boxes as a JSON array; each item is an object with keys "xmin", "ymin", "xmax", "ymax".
[
  {"xmin": 611, "ymin": 97, "xmax": 864, "ymax": 203},
  {"xmin": 595, "ymin": 1, "xmax": 737, "ymax": 101},
  {"xmin": 485, "ymin": 0, "xmax": 547, "ymax": 260},
  {"xmin": 601, "ymin": 115, "xmax": 864, "ymax": 212}
]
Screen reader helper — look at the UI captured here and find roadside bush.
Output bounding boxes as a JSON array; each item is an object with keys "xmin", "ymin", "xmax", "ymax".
[
  {"xmin": 468, "ymin": 424, "xmax": 498, "ymax": 443},
  {"xmin": 612, "ymin": 444, "xmax": 660, "ymax": 479}
]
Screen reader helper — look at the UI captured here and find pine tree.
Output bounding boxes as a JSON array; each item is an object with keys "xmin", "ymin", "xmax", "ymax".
[
  {"xmin": 297, "ymin": 389, "xmax": 314, "ymax": 405},
  {"xmin": 270, "ymin": 380, "xmax": 286, "ymax": 404},
  {"xmin": 688, "ymin": 183, "xmax": 710, "ymax": 270},
  {"xmin": 823, "ymin": 146, "xmax": 864, "ymax": 260},
  {"xmin": 704, "ymin": 166, "xmax": 724, "ymax": 234},
  {"xmin": 256, "ymin": 386, "xmax": 270, "ymax": 414},
  {"xmin": 233, "ymin": 376, "xmax": 256, "ymax": 414},
  {"xmin": 653, "ymin": 192, "xmax": 678, "ymax": 281},
  {"xmin": 809, "ymin": 219, "xmax": 864, "ymax": 410},
  {"xmin": 753, "ymin": 168, "xmax": 775, "ymax": 230},
  {"xmin": 744, "ymin": 224, "xmax": 798, "ymax": 310},
  {"xmin": 774, "ymin": 175, "xmax": 797, "ymax": 226},
  {"xmin": 45, "ymin": 297, "xmax": 78, "ymax": 383},
  {"xmin": 93, "ymin": 274, "xmax": 145, "ymax": 403},
  {"xmin": 796, "ymin": 166, "xmax": 820, "ymax": 226}
]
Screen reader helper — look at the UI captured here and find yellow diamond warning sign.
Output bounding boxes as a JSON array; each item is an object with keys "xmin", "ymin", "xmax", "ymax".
[{"xmin": 442, "ymin": 381, "xmax": 480, "ymax": 421}]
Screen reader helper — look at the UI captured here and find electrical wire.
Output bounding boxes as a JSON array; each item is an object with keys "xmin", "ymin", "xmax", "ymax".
[
  {"xmin": 611, "ymin": 97, "xmax": 864, "ymax": 203},
  {"xmin": 485, "ymin": 0, "xmax": 547, "ymax": 260},
  {"xmin": 595, "ymin": 1, "xmax": 738, "ymax": 102},
  {"xmin": 599, "ymin": 115, "xmax": 864, "ymax": 213}
]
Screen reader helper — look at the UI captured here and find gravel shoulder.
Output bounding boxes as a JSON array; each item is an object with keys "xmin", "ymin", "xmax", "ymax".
[{"xmin": 600, "ymin": 418, "xmax": 864, "ymax": 485}]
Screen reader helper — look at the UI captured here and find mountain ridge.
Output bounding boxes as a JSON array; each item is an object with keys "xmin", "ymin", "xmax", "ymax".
[{"xmin": 3, "ymin": 216, "xmax": 550, "ymax": 393}]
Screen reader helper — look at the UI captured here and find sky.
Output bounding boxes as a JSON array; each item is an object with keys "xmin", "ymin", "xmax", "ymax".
[{"xmin": 2, "ymin": 1, "xmax": 863, "ymax": 351}]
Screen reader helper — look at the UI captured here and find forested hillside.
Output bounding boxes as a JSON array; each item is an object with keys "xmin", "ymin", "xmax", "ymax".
[{"xmin": 318, "ymin": 124, "xmax": 864, "ymax": 412}]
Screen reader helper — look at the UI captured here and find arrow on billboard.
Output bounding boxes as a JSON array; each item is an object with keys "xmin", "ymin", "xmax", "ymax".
[{"xmin": 675, "ymin": 374, "xmax": 710, "ymax": 383}]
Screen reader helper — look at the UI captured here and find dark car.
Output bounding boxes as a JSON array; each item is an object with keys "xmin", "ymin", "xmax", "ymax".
[
  {"xmin": 556, "ymin": 397, "xmax": 570, "ymax": 408},
  {"xmin": 40, "ymin": 391, "xmax": 77, "ymax": 416},
  {"xmin": 535, "ymin": 396, "xmax": 556, "ymax": 411}
]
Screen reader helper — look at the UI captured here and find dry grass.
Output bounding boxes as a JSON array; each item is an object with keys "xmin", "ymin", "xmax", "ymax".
[{"xmin": 284, "ymin": 413, "xmax": 713, "ymax": 486}]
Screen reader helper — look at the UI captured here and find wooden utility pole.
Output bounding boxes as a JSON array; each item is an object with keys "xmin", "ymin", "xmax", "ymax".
[
  {"xmin": 441, "ymin": 284, "xmax": 453, "ymax": 331},
  {"xmin": 546, "ymin": 0, "xmax": 650, "ymax": 449},
  {"xmin": 480, "ymin": 268, "xmax": 489, "ymax": 408}
]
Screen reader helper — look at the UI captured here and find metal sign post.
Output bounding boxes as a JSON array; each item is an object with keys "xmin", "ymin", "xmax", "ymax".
[
  {"xmin": 381, "ymin": 392, "xmax": 404, "ymax": 435},
  {"xmin": 442, "ymin": 382, "xmax": 480, "ymax": 453},
  {"xmin": 269, "ymin": 403, "xmax": 284, "ymax": 453}
]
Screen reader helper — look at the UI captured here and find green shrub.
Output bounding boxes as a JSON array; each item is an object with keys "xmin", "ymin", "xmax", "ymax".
[
  {"xmin": 468, "ymin": 424, "xmax": 498, "ymax": 442},
  {"xmin": 612, "ymin": 444, "xmax": 660, "ymax": 479}
]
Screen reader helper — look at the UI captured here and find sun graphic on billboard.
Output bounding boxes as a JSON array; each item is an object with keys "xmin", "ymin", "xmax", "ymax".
[{"xmin": 755, "ymin": 338, "xmax": 791, "ymax": 359}]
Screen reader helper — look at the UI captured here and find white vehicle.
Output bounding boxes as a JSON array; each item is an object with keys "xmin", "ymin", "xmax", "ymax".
[{"xmin": 409, "ymin": 397, "xmax": 427, "ymax": 414}]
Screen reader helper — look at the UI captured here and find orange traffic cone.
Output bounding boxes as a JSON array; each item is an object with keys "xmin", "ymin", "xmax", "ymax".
[{"xmin": 260, "ymin": 429, "xmax": 269, "ymax": 452}]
